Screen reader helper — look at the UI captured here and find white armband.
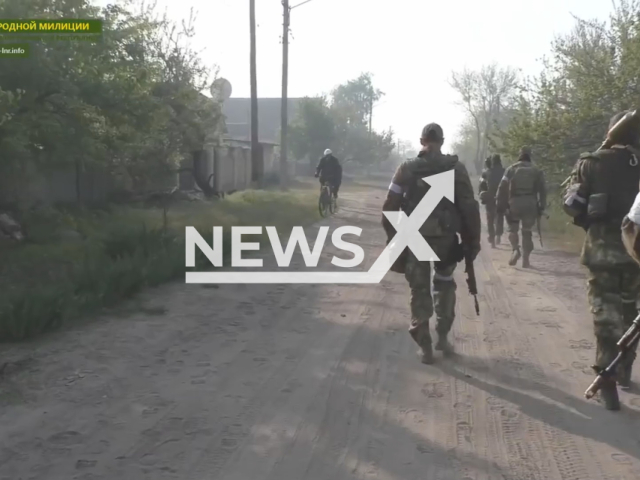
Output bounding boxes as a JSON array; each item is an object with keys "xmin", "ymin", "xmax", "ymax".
[
  {"xmin": 388, "ymin": 182, "xmax": 403, "ymax": 194},
  {"xmin": 628, "ymin": 192, "xmax": 640, "ymax": 225}
]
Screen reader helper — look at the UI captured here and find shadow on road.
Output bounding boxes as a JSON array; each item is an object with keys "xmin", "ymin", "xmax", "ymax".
[{"xmin": 438, "ymin": 353, "xmax": 640, "ymax": 463}]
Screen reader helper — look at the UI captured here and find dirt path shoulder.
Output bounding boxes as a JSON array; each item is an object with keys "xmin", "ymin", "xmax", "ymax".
[{"xmin": 1, "ymin": 186, "xmax": 640, "ymax": 480}]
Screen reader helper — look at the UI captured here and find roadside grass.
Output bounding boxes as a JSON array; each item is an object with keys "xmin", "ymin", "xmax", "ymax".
[
  {"xmin": 542, "ymin": 198, "xmax": 585, "ymax": 254},
  {"xmin": 0, "ymin": 187, "xmax": 318, "ymax": 342}
]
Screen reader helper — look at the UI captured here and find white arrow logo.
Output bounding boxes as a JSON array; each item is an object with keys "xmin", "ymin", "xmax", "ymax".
[{"xmin": 186, "ymin": 169, "xmax": 455, "ymax": 284}]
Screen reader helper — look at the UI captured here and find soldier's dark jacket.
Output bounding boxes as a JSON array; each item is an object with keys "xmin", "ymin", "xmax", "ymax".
[
  {"xmin": 479, "ymin": 164, "xmax": 505, "ymax": 203},
  {"xmin": 564, "ymin": 146, "xmax": 640, "ymax": 267}
]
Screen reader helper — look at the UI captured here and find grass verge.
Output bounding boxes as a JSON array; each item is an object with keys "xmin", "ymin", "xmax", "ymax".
[
  {"xmin": 0, "ymin": 187, "xmax": 319, "ymax": 342},
  {"xmin": 542, "ymin": 198, "xmax": 585, "ymax": 254}
]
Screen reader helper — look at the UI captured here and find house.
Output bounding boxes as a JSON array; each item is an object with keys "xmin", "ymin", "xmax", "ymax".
[
  {"xmin": 221, "ymin": 97, "xmax": 303, "ymax": 178},
  {"xmin": 222, "ymin": 97, "xmax": 303, "ymax": 144}
]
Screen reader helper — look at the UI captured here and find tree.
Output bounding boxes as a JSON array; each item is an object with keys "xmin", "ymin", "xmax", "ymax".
[
  {"xmin": 0, "ymin": 0, "xmax": 222, "ymax": 204},
  {"xmin": 288, "ymin": 96, "xmax": 335, "ymax": 170},
  {"xmin": 450, "ymin": 63, "xmax": 519, "ymax": 172},
  {"xmin": 330, "ymin": 72, "xmax": 383, "ymax": 132},
  {"xmin": 288, "ymin": 73, "xmax": 395, "ymax": 174},
  {"xmin": 493, "ymin": 0, "xmax": 640, "ymax": 185}
]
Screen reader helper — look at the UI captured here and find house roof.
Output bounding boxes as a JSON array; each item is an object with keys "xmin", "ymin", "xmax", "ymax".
[
  {"xmin": 224, "ymin": 136, "xmax": 280, "ymax": 147},
  {"xmin": 222, "ymin": 97, "xmax": 302, "ymax": 143}
]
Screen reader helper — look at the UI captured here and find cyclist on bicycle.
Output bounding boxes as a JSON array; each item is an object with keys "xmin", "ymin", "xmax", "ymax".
[{"xmin": 314, "ymin": 149, "xmax": 342, "ymax": 199}]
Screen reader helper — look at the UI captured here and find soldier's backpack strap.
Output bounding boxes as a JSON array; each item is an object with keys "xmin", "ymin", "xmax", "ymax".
[{"xmin": 579, "ymin": 151, "xmax": 599, "ymax": 161}]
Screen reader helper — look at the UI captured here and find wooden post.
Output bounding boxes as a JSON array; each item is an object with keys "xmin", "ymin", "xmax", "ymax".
[
  {"xmin": 250, "ymin": 0, "xmax": 260, "ymax": 184},
  {"xmin": 279, "ymin": 0, "xmax": 290, "ymax": 189}
]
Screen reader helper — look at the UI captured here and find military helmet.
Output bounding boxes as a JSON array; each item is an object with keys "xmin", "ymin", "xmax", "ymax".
[
  {"xmin": 605, "ymin": 110, "xmax": 640, "ymax": 146},
  {"xmin": 492, "ymin": 154, "xmax": 502, "ymax": 166},
  {"xmin": 609, "ymin": 111, "xmax": 629, "ymax": 130}
]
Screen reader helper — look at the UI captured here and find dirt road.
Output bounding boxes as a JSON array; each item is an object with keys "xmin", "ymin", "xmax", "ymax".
[{"xmin": 2, "ymin": 183, "xmax": 640, "ymax": 480}]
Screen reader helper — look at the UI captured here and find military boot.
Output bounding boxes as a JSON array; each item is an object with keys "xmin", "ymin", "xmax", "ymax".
[
  {"xmin": 509, "ymin": 248, "xmax": 521, "ymax": 266},
  {"xmin": 435, "ymin": 335, "xmax": 455, "ymax": 356},
  {"xmin": 496, "ymin": 235, "xmax": 501, "ymax": 245},
  {"xmin": 617, "ymin": 364, "xmax": 633, "ymax": 389},
  {"xmin": 522, "ymin": 253, "xmax": 531, "ymax": 268},
  {"xmin": 599, "ymin": 382, "xmax": 621, "ymax": 411},
  {"xmin": 419, "ymin": 342, "xmax": 434, "ymax": 364},
  {"xmin": 489, "ymin": 236, "xmax": 496, "ymax": 248},
  {"xmin": 412, "ymin": 330, "xmax": 434, "ymax": 365}
]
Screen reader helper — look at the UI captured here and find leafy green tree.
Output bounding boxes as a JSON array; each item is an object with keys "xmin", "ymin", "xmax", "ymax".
[
  {"xmin": 0, "ymin": 0, "xmax": 222, "ymax": 204},
  {"xmin": 330, "ymin": 72, "xmax": 383, "ymax": 130},
  {"xmin": 288, "ymin": 96, "xmax": 335, "ymax": 166},
  {"xmin": 493, "ymin": 0, "xmax": 640, "ymax": 185},
  {"xmin": 288, "ymin": 73, "xmax": 395, "ymax": 173}
]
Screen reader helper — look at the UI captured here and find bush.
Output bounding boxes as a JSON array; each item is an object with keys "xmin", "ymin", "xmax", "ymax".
[{"xmin": 0, "ymin": 188, "xmax": 318, "ymax": 341}]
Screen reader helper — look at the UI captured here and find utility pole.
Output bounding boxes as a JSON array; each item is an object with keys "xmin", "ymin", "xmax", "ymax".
[
  {"xmin": 250, "ymin": 0, "xmax": 260, "ymax": 184},
  {"xmin": 279, "ymin": 0, "xmax": 315, "ymax": 189},
  {"xmin": 279, "ymin": 0, "xmax": 290, "ymax": 188}
]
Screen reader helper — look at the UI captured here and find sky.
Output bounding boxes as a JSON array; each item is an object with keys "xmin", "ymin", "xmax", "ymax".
[{"xmin": 99, "ymin": 0, "xmax": 615, "ymax": 149}]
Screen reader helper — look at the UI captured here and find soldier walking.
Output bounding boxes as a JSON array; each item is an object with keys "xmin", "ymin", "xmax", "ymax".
[
  {"xmin": 479, "ymin": 154, "xmax": 506, "ymax": 248},
  {"xmin": 381, "ymin": 123, "xmax": 481, "ymax": 364},
  {"xmin": 496, "ymin": 147, "xmax": 547, "ymax": 268},
  {"xmin": 564, "ymin": 111, "xmax": 640, "ymax": 410}
]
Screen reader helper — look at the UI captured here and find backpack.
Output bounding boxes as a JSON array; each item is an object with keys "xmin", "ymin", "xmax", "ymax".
[
  {"xmin": 403, "ymin": 153, "xmax": 461, "ymax": 237},
  {"xmin": 509, "ymin": 162, "xmax": 537, "ymax": 197}
]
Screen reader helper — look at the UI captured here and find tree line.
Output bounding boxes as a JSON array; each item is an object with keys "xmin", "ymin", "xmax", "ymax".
[
  {"xmin": 288, "ymin": 72, "xmax": 404, "ymax": 171},
  {"xmin": 450, "ymin": 0, "xmax": 640, "ymax": 186},
  {"xmin": 0, "ymin": 0, "xmax": 219, "ymax": 205}
]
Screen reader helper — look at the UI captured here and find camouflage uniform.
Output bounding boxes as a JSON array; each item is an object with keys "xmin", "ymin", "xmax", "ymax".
[
  {"xmin": 387, "ymin": 123, "xmax": 481, "ymax": 362},
  {"xmin": 479, "ymin": 155, "xmax": 505, "ymax": 247},
  {"xmin": 563, "ymin": 127, "xmax": 640, "ymax": 408},
  {"xmin": 496, "ymin": 147, "xmax": 546, "ymax": 268}
]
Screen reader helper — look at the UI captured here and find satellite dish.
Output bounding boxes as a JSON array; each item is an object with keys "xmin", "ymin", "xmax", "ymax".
[{"xmin": 210, "ymin": 78, "xmax": 232, "ymax": 101}]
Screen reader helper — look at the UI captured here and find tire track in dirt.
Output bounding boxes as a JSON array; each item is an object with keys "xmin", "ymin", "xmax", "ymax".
[
  {"xmin": 471, "ymin": 208, "xmax": 640, "ymax": 479},
  {"xmin": 4, "ymin": 186, "xmax": 640, "ymax": 480},
  {"xmin": 481, "ymin": 250, "xmax": 594, "ymax": 480},
  {"xmin": 202, "ymin": 286, "xmax": 383, "ymax": 480},
  {"xmin": 501, "ymin": 249, "xmax": 640, "ymax": 479},
  {"xmin": 450, "ymin": 261, "xmax": 553, "ymax": 480}
]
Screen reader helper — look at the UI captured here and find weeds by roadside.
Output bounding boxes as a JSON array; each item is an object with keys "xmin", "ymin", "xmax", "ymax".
[
  {"xmin": 543, "ymin": 198, "xmax": 585, "ymax": 254},
  {"xmin": 0, "ymin": 188, "xmax": 318, "ymax": 342}
]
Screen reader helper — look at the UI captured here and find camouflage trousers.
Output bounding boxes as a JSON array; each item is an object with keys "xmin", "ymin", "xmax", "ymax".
[
  {"xmin": 405, "ymin": 252, "xmax": 457, "ymax": 350},
  {"xmin": 485, "ymin": 201, "xmax": 504, "ymax": 240},
  {"xmin": 506, "ymin": 213, "xmax": 536, "ymax": 254},
  {"xmin": 586, "ymin": 266, "xmax": 640, "ymax": 369}
]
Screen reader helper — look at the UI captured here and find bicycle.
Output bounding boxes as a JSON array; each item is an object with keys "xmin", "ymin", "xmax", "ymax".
[{"xmin": 318, "ymin": 183, "xmax": 337, "ymax": 217}]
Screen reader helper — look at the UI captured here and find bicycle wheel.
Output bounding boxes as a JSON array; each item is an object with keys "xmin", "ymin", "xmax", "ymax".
[{"xmin": 318, "ymin": 189, "xmax": 329, "ymax": 217}]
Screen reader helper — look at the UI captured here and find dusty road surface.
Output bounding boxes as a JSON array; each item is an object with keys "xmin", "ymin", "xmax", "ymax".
[{"xmin": 3, "ymin": 182, "xmax": 640, "ymax": 480}]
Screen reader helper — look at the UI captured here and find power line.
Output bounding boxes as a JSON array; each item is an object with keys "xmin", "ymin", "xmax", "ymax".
[{"xmin": 291, "ymin": 0, "xmax": 315, "ymax": 9}]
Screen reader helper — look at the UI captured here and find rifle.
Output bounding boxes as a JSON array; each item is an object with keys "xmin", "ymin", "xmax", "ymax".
[
  {"xmin": 584, "ymin": 313, "xmax": 640, "ymax": 400},
  {"xmin": 536, "ymin": 208, "xmax": 548, "ymax": 248},
  {"xmin": 465, "ymin": 253, "xmax": 480, "ymax": 315}
]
